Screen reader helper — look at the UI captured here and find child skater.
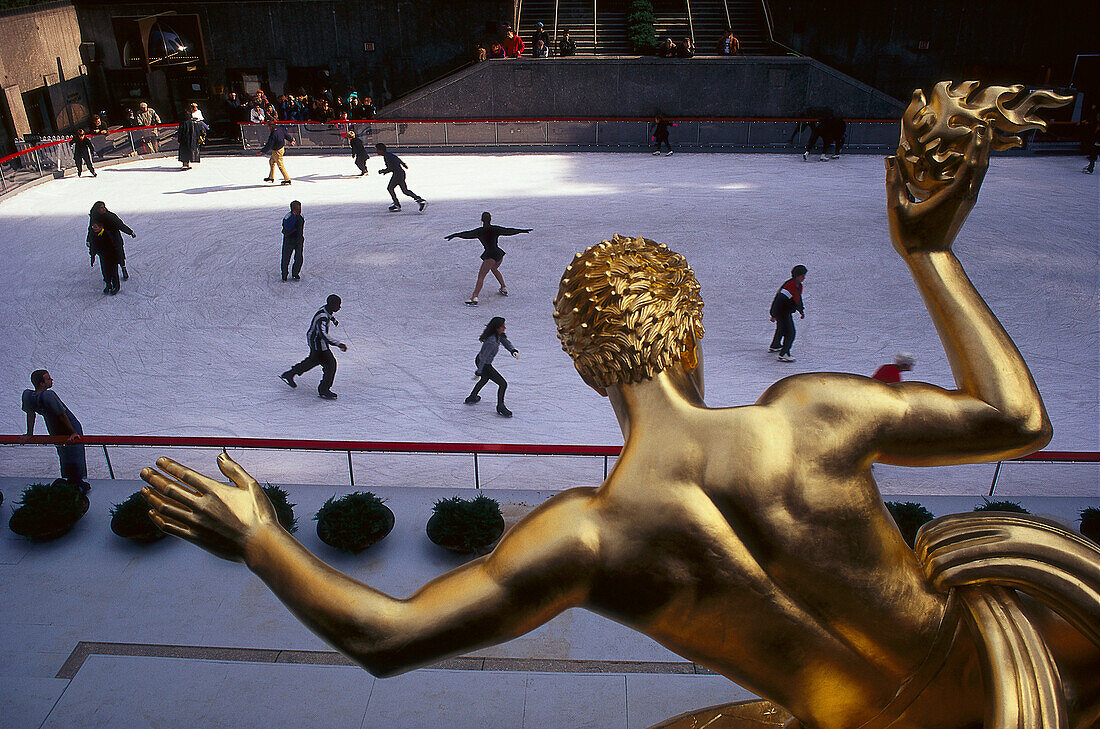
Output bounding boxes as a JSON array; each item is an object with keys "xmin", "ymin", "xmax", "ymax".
[
  {"xmin": 445, "ymin": 212, "xmax": 532, "ymax": 306},
  {"xmin": 464, "ymin": 316, "xmax": 519, "ymax": 418},
  {"xmin": 347, "ymin": 130, "xmax": 369, "ymax": 176}
]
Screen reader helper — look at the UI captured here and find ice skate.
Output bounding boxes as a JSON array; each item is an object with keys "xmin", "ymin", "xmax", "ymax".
[
  {"xmin": 830, "ymin": 154, "xmax": 840, "ymax": 159},
  {"xmin": 768, "ymin": 347, "xmax": 780, "ymax": 353},
  {"xmin": 280, "ymin": 179, "xmax": 292, "ymax": 185},
  {"xmin": 464, "ymin": 298, "xmax": 478, "ymax": 306},
  {"xmin": 121, "ymin": 266, "xmax": 129, "ymax": 281},
  {"xmin": 279, "ymin": 372, "xmax": 296, "ymax": 388},
  {"xmin": 103, "ymin": 285, "xmax": 111, "ymax": 294},
  {"xmin": 292, "ymin": 274, "xmax": 300, "ymax": 281},
  {"xmin": 498, "ymin": 286, "xmax": 508, "ymax": 296},
  {"xmin": 464, "ymin": 394, "xmax": 481, "ymax": 405},
  {"xmin": 281, "ymin": 275, "xmax": 288, "ymax": 281},
  {"xmin": 264, "ymin": 177, "xmax": 274, "ymax": 182},
  {"xmin": 652, "ymin": 150, "xmax": 661, "ymax": 156},
  {"xmin": 819, "ymin": 155, "xmax": 829, "ymax": 162},
  {"xmin": 496, "ymin": 403, "xmax": 513, "ymax": 418},
  {"xmin": 802, "ymin": 152, "xmax": 808, "ymax": 161},
  {"xmin": 418, "ymin": 200, "xmax": 428, "ymax": 212},
  {"xmin": 318, "ymin": 391, "xmax": 338, "ymax": 400},
  {"xmin": 777, "ymin": 354, "xmax": 796, "ymax": 362},
  {"xmin": 389, "ymin": 203, "xmax": 402, "ymax": 212},
  {"xmin": 664, "ymin": 150, "xmax": 673, "ymax": 156},
  {"xmin": 1085, "ymin": 166, "xmax": 1095, "ymax": 174}
]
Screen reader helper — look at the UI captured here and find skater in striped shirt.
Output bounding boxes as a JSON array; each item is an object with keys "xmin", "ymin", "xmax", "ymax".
[{"xmin": 280, "ymin": 295, "xmax": 347, "ymax": 400}]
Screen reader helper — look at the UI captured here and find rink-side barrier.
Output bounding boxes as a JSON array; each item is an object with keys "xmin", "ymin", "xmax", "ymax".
[
  {"xmin": 1, "ymin": 435, "xmax": 1095, "ymax": 493},
  {"xmin": 0, "ymin": 122, "xmax": 180, "ymax": 194},
  {"xmin": 1, "ymin": 117, "xmax": 1084, "ymax": 195},
  {"xmin": 236, "ymin": 118, "xmax": 1087, "ymax": 153}
]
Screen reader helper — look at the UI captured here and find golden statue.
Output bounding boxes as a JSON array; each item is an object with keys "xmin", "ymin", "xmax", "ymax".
[{"xmin": 141, "ymin": 83, "xmax": 1099, "ymax": 729}]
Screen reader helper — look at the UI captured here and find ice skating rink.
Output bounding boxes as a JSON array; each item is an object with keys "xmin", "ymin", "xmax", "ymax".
[{"xmin": 0, "ymin": 152, "xmax": 1096, "ymax": 495}]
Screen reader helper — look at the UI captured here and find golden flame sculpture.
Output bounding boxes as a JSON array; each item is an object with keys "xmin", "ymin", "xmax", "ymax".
[
  {"xmin": 140, "ymin": 83, "xmax": 1098, "ymax": 729},
  {"xmin": 897, "ymin": 81, "xmax": 1072, "ymax": 198}
]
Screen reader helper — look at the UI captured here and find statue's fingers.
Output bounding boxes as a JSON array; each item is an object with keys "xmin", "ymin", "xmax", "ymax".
[
  {"xmin": 217, "ymin": 452, "xmax": 259, "ymax": 490},
  {"xmin": 140, "ymin": 470, "xmax": 202, "ymax": 503},
  {"xmin": 884, "ymin": 157, "xmax": 910, "ymax": 211},
  {"xmin": 156, "ymin": 457, "xmax": 221, "ymax": 493},
  {"xmin": 149, "ymin": 511, "xmax": 194, "ymax": 540},
  {"xmin": 141, "ymin": 485, "xmax": 195, "ymax": 517}
]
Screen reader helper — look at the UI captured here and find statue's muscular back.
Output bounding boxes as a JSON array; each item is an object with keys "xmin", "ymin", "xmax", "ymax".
[{"xmin": 581, "ymin": 372, "xmax": 986, "ymax": 729}]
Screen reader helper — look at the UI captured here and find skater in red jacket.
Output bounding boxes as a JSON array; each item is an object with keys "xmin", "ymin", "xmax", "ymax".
[{"xmin": 872, "ymin": 353, "xmax": 914, "ymax": 383}]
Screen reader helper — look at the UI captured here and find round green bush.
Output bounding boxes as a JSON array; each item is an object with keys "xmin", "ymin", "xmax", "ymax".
[
  {"xmin": 262, "ymin": 484, "xmax": 298, "ymax": 533},
  {"xmin": 110, "ymin": 490, "xmax": 166, "ymax": 543},
  {"xmin": 426, "ymin": 495, "xmax": 505, "ymax": 554},
  {"xmin": 9, "ymin": 480, "xmax": 89, "ymax": 541},
  {"xmin": 315, "ymin": 491, "xmax": 394, "ymax": 553},
  {"xmin": 885, "ymin": 501, "xmax": 935, "ymax": 548},
  {"xmin": 1079, "ymin": 507, "xmax": 1100, "ymax": 544},
  {"xmin": 973, "ymin": 499, "xmax": 1029, "ymax": 514}
]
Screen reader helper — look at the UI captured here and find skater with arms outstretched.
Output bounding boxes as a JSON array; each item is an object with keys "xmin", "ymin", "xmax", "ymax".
[{"xmin": 445, "ymin": 211, "xmax": 531, "ymax": 306}]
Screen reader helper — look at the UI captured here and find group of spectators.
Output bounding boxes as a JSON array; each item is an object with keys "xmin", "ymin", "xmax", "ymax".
[
  {"xmin": 227, "ymin": 89, "xmax": 380, "ymax": 126},
  {"xmin": 474, "ymin": 22, "xmax": 741, "ymax": 61},
  {"xmin": 475, "ymin": 22, "xmax": 579, "ymax": 61},
  {"xmin": 657, "ymin": 30, "xmax": 740, "ymax": 58}
]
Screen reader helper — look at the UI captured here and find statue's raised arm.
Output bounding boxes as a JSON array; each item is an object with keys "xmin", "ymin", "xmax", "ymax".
[{"xmin": 807, "ymin": 83, "xmax": 1072, "ymax": 466}]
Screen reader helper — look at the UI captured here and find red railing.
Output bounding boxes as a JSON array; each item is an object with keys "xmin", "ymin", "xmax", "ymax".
[{"xmin": 1, "ymin": 435, "xmax": 1095, "ymax": 492}]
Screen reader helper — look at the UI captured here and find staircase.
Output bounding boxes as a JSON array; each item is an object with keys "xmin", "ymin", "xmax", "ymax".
[
  {"xmin": 723, "ymin": 0, "xmax": 772, "ymax": 55},
  {"xmin": 518, "ymin": 1, "xmax": 775, "ymax": 57},
  {"xmin": 518, "ymin": 0, "xmax": 597, "ymax": 56},
  {"xmin": 652, "ymin": 0, "xmax": 691, "ymax": 49}
]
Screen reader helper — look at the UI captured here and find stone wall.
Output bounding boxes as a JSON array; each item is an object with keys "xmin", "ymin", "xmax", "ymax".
[{"xmin": 377, "ymin": 57, "xmax": 906, "ymax": 120}]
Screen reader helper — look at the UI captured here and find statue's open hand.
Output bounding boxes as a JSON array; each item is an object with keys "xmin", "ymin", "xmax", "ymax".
[
  {"xmin": 140, "ymin": 454, "xmax": 279, "ymax": 563},
  {"xmin": 885, "ymin": 124, "xmax": 992, "ymax": 256}
]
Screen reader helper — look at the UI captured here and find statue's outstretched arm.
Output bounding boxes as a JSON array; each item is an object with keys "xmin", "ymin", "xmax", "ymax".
[
  {"xmin": 141, "ymin": 453, "xmax": 601, "ymax": 676},
  {"xmin": 870, "ymin": 124, "xmax": 1051, "ymax": 465}
]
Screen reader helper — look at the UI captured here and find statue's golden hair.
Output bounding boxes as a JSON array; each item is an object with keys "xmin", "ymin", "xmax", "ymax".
[{"xmin": 553, "ymin": 235, "xmax": 703, "ymax": 391}]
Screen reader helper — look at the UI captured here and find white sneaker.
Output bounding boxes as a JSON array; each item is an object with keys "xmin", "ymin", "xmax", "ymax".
[
  {"xmin": 819, "ymin": 155, "xmax": 829, "ymax": 162},
  {"xmin": 777, "ymin": 354, "xmax": 795, "ymax": 362}
]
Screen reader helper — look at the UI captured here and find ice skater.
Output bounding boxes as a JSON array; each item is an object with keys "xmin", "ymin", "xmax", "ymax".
[
  {"xmin": 280, "ymin": 294, "xmax": 347, "ymax": 400},
  {"xmin": 375, "ymin": 143, "xmax": 426, "ymax": 211},
  {"xmin": 280, "ymin": 200, "xmax": 305, "ymax": 281},
  {"xmin": 445, "ymin": 212, "xmax": 532, "ymax": 306},
  {"xmin": 258, "ymin": 119, "xmax": 294, "ymax": 185},
  {"xmin": 71, "ymin": 129, "xmax": 96, "ymax": 177},
  {"xmin": 465, "ymin": 316, "xmax": 519, "ymax": 418},
  {"xmin": 19, "ymin": 370, "xmax": 88, "ymax": 493},
  {"xmin": 872, "ymin": 352, "xmax": 915, "ymax": 383},
  {"xmin": 87, "ymin": 220, "xmax": 122, "ymax": 294},
  {"xmin": 347, "ymin": 130, "xmax": 370, "ymax": 176},
  {"xmin": 769, "ymin": 264, "xmax": 806, "ymax": 362},
  {"xmin": 651, "ymin": 115, "xmax": 674, "ymax": 155},
  {"xmin": 801, "ymin": 113, "xmax": 847, "ymax": 161},
  {"xmin": 89, "ymin": 201, "xmax": 136, "ymax": 284}
]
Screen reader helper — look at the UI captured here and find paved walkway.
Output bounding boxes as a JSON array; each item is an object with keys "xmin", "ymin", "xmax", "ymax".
[{"xmin": 1, "ymin": 477, "xmax": 1094, "ymax": 728}]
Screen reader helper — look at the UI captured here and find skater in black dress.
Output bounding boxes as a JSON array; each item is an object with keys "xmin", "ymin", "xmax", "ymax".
[
  {"xmin": 464, "ymin": 316, "xmax": 519, "ymax": 417},
  {"xmin": 445, "ymin": 212, "xmax": 532, "ymax": 306}
]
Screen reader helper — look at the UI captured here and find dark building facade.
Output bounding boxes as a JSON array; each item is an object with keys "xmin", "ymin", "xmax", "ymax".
[{"xmin": 72, "ymin": 0, "xmax": 513, "ymax": 124}]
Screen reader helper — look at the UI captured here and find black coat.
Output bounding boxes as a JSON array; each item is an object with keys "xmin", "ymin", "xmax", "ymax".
[
  {"xmin": 178, "ymin": 119, "xmax": 207, "ymax": 163},
  {"xmin": 89, "ymin": 209, "xmax": 133, "ymax": 261},
  {"xmin": 87, "ymin": 226, "xmax": 121, "ymax": 265}
]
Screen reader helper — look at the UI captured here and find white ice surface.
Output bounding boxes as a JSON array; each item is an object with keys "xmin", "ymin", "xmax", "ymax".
[{"xmin": 0, "ymin": 152, "xmax": 1096, "ymax": 494}]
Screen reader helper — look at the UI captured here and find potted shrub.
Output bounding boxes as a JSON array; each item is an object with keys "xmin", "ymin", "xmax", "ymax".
[
  {"xmin": 8, "ymin": 480, "xmax": 90, "ymax": 541},
  {"xmin": 885, "ymin": 501, "xmax": 935, "ymax": 548},
  {"xmin": 315, "ymin": 491, "xmax": 394, "ymax": 553},
  {"xmin": 1079, "ymin": 507, "xmax": 1100, "ymax": 544},
  {"xmin": 974, "ymin": 499, "xmax": 1029, "ymax": 514},
  {"xmin": 262, "ymin": 484, "xmax": 298, "ymax": 533},
  {"xmin": 110, "ymin": 490, "xmax": 166, "ymax": 543},
  {"xmin": 426, "ymin": 495, "xmax": 505, "ymax": 554}
]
